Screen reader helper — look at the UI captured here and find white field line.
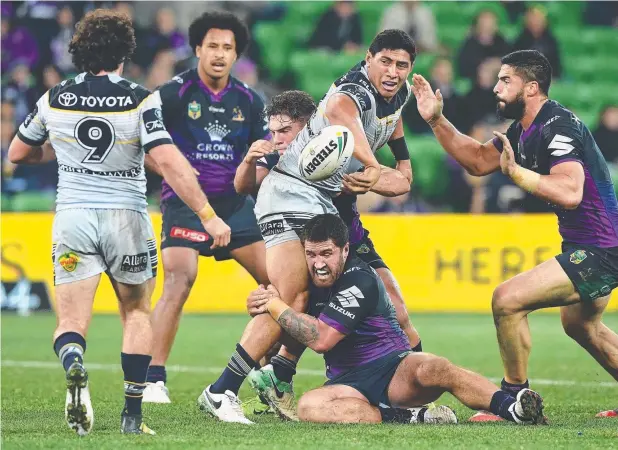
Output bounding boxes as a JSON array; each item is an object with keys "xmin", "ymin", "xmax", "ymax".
[{"xmin": 2, "ymin": 360, "xmax": 616, "ymax": 388}]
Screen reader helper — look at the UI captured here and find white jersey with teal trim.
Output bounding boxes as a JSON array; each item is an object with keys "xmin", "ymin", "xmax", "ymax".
[
  {"xmin": 276, "ymin": 61, "xmax": 412, "ymax": 195},
  {"xmin": 17, "ymin": 72, "xmax": 173, "ymax": 212}
]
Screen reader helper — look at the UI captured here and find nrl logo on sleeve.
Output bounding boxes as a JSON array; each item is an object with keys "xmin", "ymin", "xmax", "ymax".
[
  {"xmin": 59, "ymin": 252, "xmax": 80, "ymax": 272},
  {"xmin": 569, "ymin": 250, "xmax": 587, "ymax": 265},
  {"xmin": 188, "ymin": 100, "xmax": 202, "ymax": 120}
]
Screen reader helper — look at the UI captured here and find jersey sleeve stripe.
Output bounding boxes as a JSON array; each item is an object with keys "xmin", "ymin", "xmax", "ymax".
[
  {"xmin": 16, "ymin": 130, "xmax": 46, "ymax": 146},
  {"xmin": 549, "ymin": 157, "xmax": 584, "ymax": 169},
  {"xmin": 319, "ymin": 313, "xmax": 351, "ymax": 335},
  {"xmin": 142, "ymin": 137, "xmax": 173, "ymax": 153}
]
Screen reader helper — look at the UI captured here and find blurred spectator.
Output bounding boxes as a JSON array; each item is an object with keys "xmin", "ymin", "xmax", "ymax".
[
  {"xmin": 457, "ymin": 10, "xmax": 511, "ymax": 81},
  {"xmin": 584, "ymin": 1, "xmax": 618, "ymax": 27},
  {"xmin": 232, "ymin": 57, "xmax": 279, "ymax": 102},
  {"xmin": 379, "ymin": 1, "xmax": 439, "ymax": 53},
  {"xmin": 501, "ymin": 1, "xmax": 526, "ymax": 24},
  {"xmin": 50, "ymin": 6, "xmax": 76, "ymax": 74},
  {"xmin": 594, "ymin": 105, "xmax": 618, "ymax": 163},
  {"xmin": 38, "ymin": 64, "xmax": 64, "ymax": 97},
  {"xmin": 2, "ymin": 64, "xmax": 39, "ymax": 124},
  {"xmin": 134, "ymin": 7, "xmax": 189, "ymax": 69},
  {"xmin": 144, "ymin": 49, "xmax": 177, "ymax": 91},
  {"xmin": 462, "ymin": 58, "xmax": 502, "ymax": 131},
  {"xmin": 1, "ymin": 16, "xmax": 39, "ymax": 74},
  {"xmin": 513, "ymin": 6, "xmax": 562, "ymax": 78},
  {"xmin": 403, "ymin": 58, "xmax": 465, "ymax": 134},
  {"xmin": 308, "ymin": 1, "xmax": 363, "ymax": 53}
]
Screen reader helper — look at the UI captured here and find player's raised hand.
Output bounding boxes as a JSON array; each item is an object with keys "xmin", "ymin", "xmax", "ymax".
[
  {"xmin": 493, "ymin": 131, "xmax": 518, "ymax": 177},
  {"xmin": 244, "ymin": 140, "xmax": 274, "ymax": 164},
  {"xmin": 411, "ymin": 74, "xmax": 443, "ymax": 126},
  {"xmin": 201, "ymin": 216, "xmax": 231, "ymax": 249},
  {"xmin": 247, "ymin": 284, "xmax": 270, "ymax": 316},
  {"xmin": 342, "ymin": 166, "xmax": 380, "ymax": 194}
]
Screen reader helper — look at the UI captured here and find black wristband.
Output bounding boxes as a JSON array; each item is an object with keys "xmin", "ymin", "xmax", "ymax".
[{"xmin": 388, "ymin": 136, "xmax": 410, "ymax": 161}]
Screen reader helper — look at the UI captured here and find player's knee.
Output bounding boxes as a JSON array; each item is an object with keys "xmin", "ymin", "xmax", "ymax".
[
  {"xmin": 561, "ymin": 315, "xmax": 596, "ymax": 342},
  {"xmin": 415, "ymin": 356, "xmax": 452, "ymax": 388},
  {"xmin": 491, "ymin": 284, "xmax": 520, "ymax": 317},
  {"xmin": 297, "ymin": 393, "xmax": 320, "ymax": 421},
  {"xmin": 162, "ymin": 268, "xmax": 196, "ymax": 304}
]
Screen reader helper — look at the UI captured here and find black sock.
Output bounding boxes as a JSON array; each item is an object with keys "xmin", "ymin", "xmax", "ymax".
[
  {"xmin": 489, "ymin": 390, "xmax": 517, "ymax": 422},
  {"xmin": 411, "ymin": 341, "xmax": 423, "ymax": 352},
  {"xmin": 121, "ymin": 353, "xmax": 151, "ymax": 416},
  {"xmin": 501, "ymin": 378, "xmax": 529, "ymax": 396},
  {"xmin": 53, "ymin": 332, "xmax": 86, "ymax": 372},
  {"xmin": 211, "ymin": 344, "xmax": 258, "ymax": 395},
  {"xmin": 379, "ymin": 406, "xmax": 424, "ymax": 423},
  {"xmin": 271, "ymin": 355, "xmax": 297, "ymax": 383},
  {"xmin": 146, "ymin": 365, "xmax": 166, "ymax": 384}
]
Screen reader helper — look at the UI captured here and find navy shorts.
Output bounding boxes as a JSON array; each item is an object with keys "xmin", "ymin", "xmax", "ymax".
[
  {"xmin": 324, "ymin": 350, "xmax": 411, "ymax": 407},
  {"xmin": 350, "ymin": 230, "xmax": 388, "ymax": 270},
  {"xmin": 556, "ymin": 243, "xmax": 618, "ymax": 301},
  {"xmin": 161, "ymin": 195, "xmax": 262, "ymax": 261}
]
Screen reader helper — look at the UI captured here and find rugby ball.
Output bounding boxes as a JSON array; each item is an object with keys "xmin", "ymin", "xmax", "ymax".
[{"xmin": 299, "ymin": 125, "xmax": 355, "ymax": 181}]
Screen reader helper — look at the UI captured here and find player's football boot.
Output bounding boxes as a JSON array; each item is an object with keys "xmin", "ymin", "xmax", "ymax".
[
  {"xmin": 468, "ymin": 410, "xmax": 505, "ymax": 422},
  {"xmin": 247, "ymin": 364, "xmax": 298, "ymax": 421},
  {"xmin": 65, "ymin": 361, "xmax": 94, "ymax": 436},
  {"xmin": 242, "ymin": 393, "xmax": 275, "ymax": 416},
  {"xmin": 510, "ymin": 389, "xmax": 546, "ymax": 425},
  {"xmin": 120, "ymin": 413, "xmax": 156, "ymax": 435},
  {"xmin": 596, "ymin": 408, "xmax": 618, "ymax": 418},
  {"xmin": 407, "ymin": 405, "xmax": 458, "ymax": 424},
  {"xmin": 143, "ymin": 381, "xmax": 171, "ymax": 404},
  {"xmin": 197, "ymin": 385, "xmax": 254, "ymax": 424}
]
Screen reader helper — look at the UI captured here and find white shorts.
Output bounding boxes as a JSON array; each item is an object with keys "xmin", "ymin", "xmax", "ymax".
[
  {"xmin": 52, "ymin": 209, "xmax": 157, "ymax": 285},
  {"xmin": 254, "ymin": 169, "xmax": 338, "ymax": 248}
]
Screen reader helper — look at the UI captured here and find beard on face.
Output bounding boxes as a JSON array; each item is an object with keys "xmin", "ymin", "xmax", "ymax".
[{"xmin": 497, "ymin": 89, "xmax": 526, "ymax": 120}]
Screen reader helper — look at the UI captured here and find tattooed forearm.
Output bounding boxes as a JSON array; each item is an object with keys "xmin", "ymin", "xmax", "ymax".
[{"xmin": 277, "ymin": 309, "xmax": 320, "ymax": 348}]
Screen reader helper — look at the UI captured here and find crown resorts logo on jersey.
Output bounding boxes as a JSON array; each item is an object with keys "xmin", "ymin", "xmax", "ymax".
[
  {"xmin": 231, "ymin": 106, "xmax": 245, "ymax": 122},
  {"xmin": 205, "ymin": 120, "xmax": 231, "ymax": 141},
  {"xmin": 58, "ymin": 252, "xmax": 79, "ymax": 272},
  {"xmin": 188, "ymin": 101, "xmax": 201, "ymax": 120}
]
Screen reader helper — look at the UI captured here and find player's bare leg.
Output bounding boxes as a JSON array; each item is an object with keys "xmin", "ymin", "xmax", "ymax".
[
  {"xmin": 375, "ymin": 267, "xmax": 421, "ymax": 348},
  {"xmin": 298, "ymin": 385, "xmax": 382, "ymax": 424},
  {"xmin": 145, "ymin": 247, "xmax": 198, "ymax": 402},
  {"xmin": 561, "ymin": 297, "xmax": 618, "ymax": 381},
  {"xmin": 113, "ymin": 278, "xmax": 156, "ymax": 435},
  {"xmin": 492, "ymin": 258, "xmax": 581, "ymax": 384},
  {"xmin": 230, "ymin": 241, "xmax": 270, "ymax": 286},
  {"xmin": 199, "ymin": 240, "xmax": 308, "ymax": 424},
  {"xmin": 54, "ymin": 275, "xmax": 100, "ymax": 436},
  {"xmin": 387, "ymin": 353, "xmax": 545, "ymax": 424}
]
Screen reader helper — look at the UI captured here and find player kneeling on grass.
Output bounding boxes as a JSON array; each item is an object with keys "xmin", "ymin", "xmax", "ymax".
[{"xmin": 245, "ymin": 214, "xmax": 546, "ymax": 425}]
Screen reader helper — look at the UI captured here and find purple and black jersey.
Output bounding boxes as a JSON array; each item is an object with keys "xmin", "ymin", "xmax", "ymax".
[
  {"xmin": 257, "ymin": 152, "xmax": 365, "ymax": 245},
  {"xmin": 157, "ymin": 69, "xmax": 270, "ymax": 200},
  {"xmin": 307, "ymin": 255, "xmax": 411, "ymax": 379},
  {"xmin": 493, "ymin": 100, "xmax": 618, "ymax": 248}
]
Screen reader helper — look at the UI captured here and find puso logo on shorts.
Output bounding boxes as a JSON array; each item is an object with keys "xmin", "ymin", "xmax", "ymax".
[
  {"xmin": 121, "ymin": 252, "xmax": 148, "ymax": 273},
  {"xmin": 569, "ymin": 250, "xmax": 587, "ymax": 265},
  {"xmin": 59, "ymin": 252, "xmax": 79, "ymax": 272},
  {"xmin": 171, "ymin": 226, "xmax": 209, "ymax": 242}
]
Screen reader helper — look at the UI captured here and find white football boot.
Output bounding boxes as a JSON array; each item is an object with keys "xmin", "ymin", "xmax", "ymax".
[
  {"xmin": 143, "ymin": 381, "xmax": 171, "ymax": 404},
  {"xmin": 197, "ymin": 385, "xmax": 254, "ymax": 424}
]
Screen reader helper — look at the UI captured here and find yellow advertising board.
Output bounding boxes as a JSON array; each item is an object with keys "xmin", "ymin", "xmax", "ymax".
[{"xmin": 1, "ymin": 213, "xmax": 616, "ymax": 312}]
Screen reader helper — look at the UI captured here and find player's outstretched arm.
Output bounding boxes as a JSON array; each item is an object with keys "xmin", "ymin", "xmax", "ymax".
[
  {"xmin": 8, "ymin": 138, "xmax": 56, "ymax": 164},
  {"xmin": 148, "ymin": 144, "xmax": 231, "ymax": 248},
  {"xmin": 325, "ymin": 94, "xmax": 381, "ymax": 193},
  {"xmin": 234, "ymin": 140, "xmax": 273, "ymax": 194},
  {"xmin": 412, "ymin": 74, "xmax": 500, "ymax": 176}
]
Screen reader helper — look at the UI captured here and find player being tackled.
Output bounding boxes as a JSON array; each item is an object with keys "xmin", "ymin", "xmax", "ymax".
[{"xmin": 246, "ymin": 215, "xmax": 546, "ymax": 426}]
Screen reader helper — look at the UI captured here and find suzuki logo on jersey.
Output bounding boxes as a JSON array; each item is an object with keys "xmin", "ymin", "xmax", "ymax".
[
  {"xmin": 549, "ymin": 134, "xmax": 575, "ymax": 156},
  {"xmin": 335, "ymin": 286, "xmax": 363, "ymax": 308},
  {"xmin": 328, "ymin": 302, "xmax": 356, "ymax": 319},
  {"xmin": 79, "ymin": 96, "xmax": 133, "ymax": 108},
  {"xmin": 58, "ymin": 92, "xmax": 78, "ymax": 107},
  {"xmin": 205, "ymin": 120, "xmax": 231, "ymax": 141}
]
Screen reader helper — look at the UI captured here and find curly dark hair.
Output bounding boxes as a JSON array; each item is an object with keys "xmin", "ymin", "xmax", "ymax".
[
  {"xmin": 69, "ymin": 9, "xmax": 136, "ymax": 74},
  {"xmin": 189, "ymin": 11, "xmax": 249, "ymax": 56},
  {"xmin": 301, "ymin": 214, "xmax": 349, "ymax": 249},
  {"xmin": 265, "ymin": 90, "xmax": 316, "ymax": 124},
  {"xmin": 369, "ymin": 29, "xmax": 416, "ymax": 63}
]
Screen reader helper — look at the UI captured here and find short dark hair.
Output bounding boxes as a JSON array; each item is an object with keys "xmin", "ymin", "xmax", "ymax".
[
  {"xmin": 301, "ymin": 214, "xmax": 349, "ymax": 248},
  {"xmin": 69, "ymin": 9, "xmax": 136, "ymax": 73},
  {"xmin": 188, "ymin": 11, "xmax": 249, "ymax": 56},
  {"xmin": 369, "ymin": 29, "xmax": 416, "ymax": 63},
  {"xmin": 265, "ymin": 90, "xmax": 317, "ymax": 124},
  {"xmin": 501, "ymin": 50, "xmax": 552, "ymax": 96}
]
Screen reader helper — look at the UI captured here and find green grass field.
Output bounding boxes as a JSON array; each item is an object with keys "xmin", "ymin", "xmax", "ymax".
[{"xmin": 2, "ymin": 313, "xmax": 617, "ymax": 449}]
